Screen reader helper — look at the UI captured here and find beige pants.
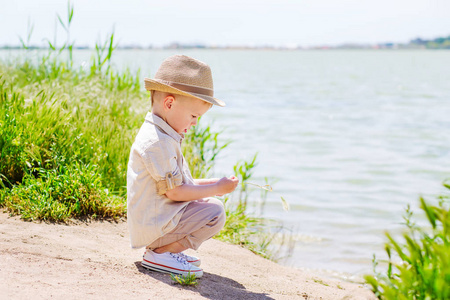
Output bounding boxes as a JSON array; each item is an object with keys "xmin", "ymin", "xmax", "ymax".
[{"xmin": 147, "ymin": 197, "xmax": 226, "ymax": 250}]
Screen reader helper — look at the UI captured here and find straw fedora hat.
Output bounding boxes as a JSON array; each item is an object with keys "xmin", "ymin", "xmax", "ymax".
[{"xmin": 144, "ymin": 55, "xmax": 225, "ymax": 107}]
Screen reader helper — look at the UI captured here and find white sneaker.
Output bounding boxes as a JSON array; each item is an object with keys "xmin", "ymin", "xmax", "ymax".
[
  {"xmin": 142, "ymin": 250, "xmax": 203, "ymax": 278},
  {"xmin": 174, "ymin": 252, "xmax": 201, "ymax": 267}
]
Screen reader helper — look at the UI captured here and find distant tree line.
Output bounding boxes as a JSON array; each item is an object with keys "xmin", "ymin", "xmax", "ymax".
[{"xmin": 410, "ymin": 35, "xmax": 450, "ymax": 49}]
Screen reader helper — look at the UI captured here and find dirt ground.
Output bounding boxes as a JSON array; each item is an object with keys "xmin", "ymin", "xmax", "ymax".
[{"xmin": 0, "ymin": 210, "xmax": 376, "ymax": 299}]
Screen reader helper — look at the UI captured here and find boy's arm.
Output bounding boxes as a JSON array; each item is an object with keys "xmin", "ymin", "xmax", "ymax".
[
  {"xmin": 165, "ymin": 176, "xmax": 239, "ymax": 202},
  {"xmin": 194, "ymin": 178, "xmax": 220, "ymax": 185}
]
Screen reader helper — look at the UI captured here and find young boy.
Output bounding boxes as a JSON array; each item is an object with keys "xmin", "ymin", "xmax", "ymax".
[{"xmin": 127, "ymin": 55, "xmax": 239, "ymax": 278}]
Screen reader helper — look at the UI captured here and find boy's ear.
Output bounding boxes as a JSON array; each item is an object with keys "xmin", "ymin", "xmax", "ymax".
[{"xmin": 163, "ymin": 95, "xmax": 175, "ymax": 110}]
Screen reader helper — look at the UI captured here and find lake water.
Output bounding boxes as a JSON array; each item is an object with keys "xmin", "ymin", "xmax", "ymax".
[{"xmin": 3, "ymin": 49, "xmax": 450, "ymax": 280}]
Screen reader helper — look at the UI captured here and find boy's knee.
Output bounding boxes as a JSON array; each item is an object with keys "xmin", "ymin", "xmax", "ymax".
[
  {"xmin": 207, "ymin": 199, "xmax": 226, "ymax": 228},
  {"xmin": 216, "ymin": 203, "xmax": 226, "ymax": 228}
]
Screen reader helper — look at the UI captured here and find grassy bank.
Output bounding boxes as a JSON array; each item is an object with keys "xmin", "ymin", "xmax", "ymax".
[{"xmin": 0, "ymin": 36, "xmax": 144, "ymax": 218}]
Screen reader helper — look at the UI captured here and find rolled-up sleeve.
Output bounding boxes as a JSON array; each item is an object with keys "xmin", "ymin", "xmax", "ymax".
[{"xmin": 142, "ymin": 140, "xmax": 183, "ymax": 195}]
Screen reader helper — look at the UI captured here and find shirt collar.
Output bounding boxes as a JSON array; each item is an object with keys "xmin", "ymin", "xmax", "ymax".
[{"xmin": 145, "ymin": 112, "xmax": 184, "ymax": 143}]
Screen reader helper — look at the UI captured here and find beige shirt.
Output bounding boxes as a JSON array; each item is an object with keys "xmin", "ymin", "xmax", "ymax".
[{"xmin": 127, "ymin": 113, "xmax": 194, "ymax": 249}]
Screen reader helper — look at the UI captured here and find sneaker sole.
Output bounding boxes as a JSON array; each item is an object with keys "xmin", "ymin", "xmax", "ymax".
[{"xmin": 141, "ymin": 259, "xmax": 203, "ymax": 278}]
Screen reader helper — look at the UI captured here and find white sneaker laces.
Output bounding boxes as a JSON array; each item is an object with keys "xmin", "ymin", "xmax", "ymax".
[
  {"xmin": 175, "ymin": 252, "xmax": 189, "ymax": 260},
  {"xmin": 169, "ymin": 252, "xmax": 190, "ymax": 266}
]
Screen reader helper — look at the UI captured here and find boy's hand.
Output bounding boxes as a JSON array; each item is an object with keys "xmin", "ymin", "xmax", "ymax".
[{"xmin": 215, "ymin": 176, "xmax": 239, "ymax": 196}]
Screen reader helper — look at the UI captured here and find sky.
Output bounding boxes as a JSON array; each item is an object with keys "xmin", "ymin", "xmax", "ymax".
[{"xmin": 2, "ymin": 0, "xmax": 450, "ymax": 48}]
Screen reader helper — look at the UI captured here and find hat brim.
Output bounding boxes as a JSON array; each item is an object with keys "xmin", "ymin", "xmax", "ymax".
[{"xmin": 144, "ymin": 78, "xmax": 226, "ymax": 107}]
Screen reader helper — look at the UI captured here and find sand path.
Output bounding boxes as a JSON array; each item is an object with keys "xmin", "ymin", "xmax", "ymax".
[{"xmin": 0, "ymin": 210, "xmax": 375, "ymax": 299}]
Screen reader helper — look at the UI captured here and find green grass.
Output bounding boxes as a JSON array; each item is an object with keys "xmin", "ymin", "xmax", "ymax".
[
  {"xmin": 0, "ymin": 52, "xmax": 145, "ymax": 219},
  {"xmin": 0, "ymin": 46, "xmax": 146, "ymax": 192},
  {"xmin": 0, "ymin": 16, "xmax": 146, "ymax": 220},
  {"xmin": 214, "ymin": 155, "xmax": 293, "ymax": 261},
  {"xmin": 365, "ymin": 182, "xmax": 450, "ymax": 299},
  {"xmin": 0, "ymin": 163, "xmax": 124, "ymax": 222}
]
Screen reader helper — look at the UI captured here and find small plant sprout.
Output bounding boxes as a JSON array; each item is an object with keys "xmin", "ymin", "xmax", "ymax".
[
  {"xmin": 170, "ymin": 272, "xmax": 198, "ymax": 286},
  {"xmin": 313, "ymin": 278, "xmax": 329, "ymax": 287}
]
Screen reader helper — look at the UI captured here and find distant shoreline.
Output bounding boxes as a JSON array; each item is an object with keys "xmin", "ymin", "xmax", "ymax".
[
  {"xmin": 1, "ymin": 35, "xmax": 450, "ymax": 51},
  {"xmin": 0, "ymin": 45, "xmax": 448, "ymax": 51}
]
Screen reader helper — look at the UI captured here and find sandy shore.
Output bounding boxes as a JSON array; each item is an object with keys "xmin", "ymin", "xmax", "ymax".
[{"xmin": 0, "ymin": 210, "xmax": 375, "ymax": 299}]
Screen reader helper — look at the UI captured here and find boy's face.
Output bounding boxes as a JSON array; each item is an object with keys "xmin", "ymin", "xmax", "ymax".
[{"xmin": 165, "ymin": 95, "xmax": 211, "ymax": 135}]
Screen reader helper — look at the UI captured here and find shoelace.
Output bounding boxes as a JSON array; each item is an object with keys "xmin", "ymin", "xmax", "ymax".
[
  {"xmin": 169, "ymin": 252, "xmax": 190, "ymax": 266},
  {"xmin": 175, "ymin": 252, "xmax": 190, "ymax": 261}
]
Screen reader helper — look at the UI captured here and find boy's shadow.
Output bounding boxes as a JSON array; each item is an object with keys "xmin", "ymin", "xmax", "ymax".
[{"xmin": 134, "ymin": 262, "xmax": 274, "ymax": 300}]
